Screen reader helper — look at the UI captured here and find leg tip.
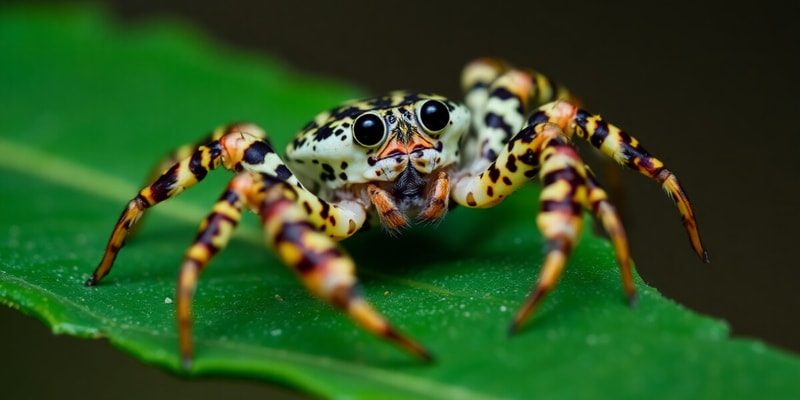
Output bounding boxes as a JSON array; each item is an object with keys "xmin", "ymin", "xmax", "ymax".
[
  {"xmin": 181, "ymin": 356, "xmax": 193, "ymax": 371},
  {"xmin": 627, "ymin": 292, "xmax": 638, "ymax": 308},
  {"xmin": 417, "ymin": 348, "xmax": 435, "ymax": 364},
  {"xmin": 701, "ymin": 250, "xmax": 711, "ymax": 264},
  {"xmin": 84, "ymin": 277, "xmax": 98, "ymax": 287},
  {"xmin": 385, "ymin": 327, "xmax": 435, "ymax": 363},
  {"xmin": 507, "ymin": 321, "xmax": 521, "ymax": 337}
]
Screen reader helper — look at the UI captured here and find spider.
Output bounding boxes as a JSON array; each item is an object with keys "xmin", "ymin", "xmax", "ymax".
[{"xmin": 86, "ymin": 58, "xmax": 708, "ymax": 368}]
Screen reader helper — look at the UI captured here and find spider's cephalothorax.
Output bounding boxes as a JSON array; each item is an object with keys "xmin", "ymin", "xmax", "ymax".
[
  {"xmin": 285, "ymin": 92, "xmax": 470, "ymax": 228},
  {"xmin": 86, "ymin": 58, "xmax": 709, "ymax": 368}
]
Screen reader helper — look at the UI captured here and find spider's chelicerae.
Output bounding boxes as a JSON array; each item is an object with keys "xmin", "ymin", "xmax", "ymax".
[{"xmin": 86, "ymin": 58, "xmax": 708, "ymax": 367}]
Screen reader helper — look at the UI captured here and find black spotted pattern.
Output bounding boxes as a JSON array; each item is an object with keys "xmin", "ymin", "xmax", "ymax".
[{"xmin": 243, "ymin": 141, "xmax": 274, "ymax": 165}]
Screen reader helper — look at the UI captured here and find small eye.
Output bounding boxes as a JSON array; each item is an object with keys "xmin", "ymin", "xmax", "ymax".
[
  {"xmin": 418, "ymin": 100, "xmax": 450, "ymax": 133},
  {"xmin": 352, "ymin": 113, "xmax": 386, "ymax": 147}
]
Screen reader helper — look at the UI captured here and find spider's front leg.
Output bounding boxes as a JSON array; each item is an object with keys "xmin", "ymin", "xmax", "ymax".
[
  {"xmin": 176, "ymin": 173, "xmax": 431, "ymax": 368},
  {"xmin": 88, "ymin": 123, "xmax": 429, "ymax": 366}
]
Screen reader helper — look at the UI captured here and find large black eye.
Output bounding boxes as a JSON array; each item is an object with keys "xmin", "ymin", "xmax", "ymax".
[
  {"xmin": 352, "ymin": 113, "xmax": 386, "ymax": 147},
  {"xmin": 418, "ymin": 100, "xmax": 450, "ymax": 132}
]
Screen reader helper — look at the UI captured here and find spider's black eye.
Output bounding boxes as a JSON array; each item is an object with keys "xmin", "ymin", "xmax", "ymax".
[
  {"xmin": 352, "ymin": 113, "xmax": 386, "ymax": 147},
  {"xmin": 418, "ymin": 100, "xmax": 450, "ymax": 133}
]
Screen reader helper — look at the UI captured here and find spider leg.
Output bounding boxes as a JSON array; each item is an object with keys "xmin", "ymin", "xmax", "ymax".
[
  {"xmin": 176, "ymin": 175, "xmax": 246, "ymax": 370},
  {"xmin": 460, "ymin": 58, "xmax": 580, "ymax": 173},
  {"xmin": 88, "ymin": 124, "xmax": 367, "ymax": 286},
  {"xmin": 452, "ymin": 121, "xmax": 633, "ymax": 331},
  {"xmin": 128, "ymin": 123, "xmax": 265, "ymax": 238},
  {"xmin": 507, "ymin": 131, "xmax": 589, "ymax": 333},
  {"xmin": 461, "ymin": 59, "xmax": 628, "ymax": 224},
  {"xmin": 175, "ymin": 172, "xmax": 430, "ymax": 368},
  {"xmin": 145, "ymin": 123, "xmax": 268, "ymax": 185},
  {"xmin": 255, "ymin": 175, "xmax": 432, "ymax": 362},
  {"xmin": 85, "ymin": 124, "xmax": 248, "ymax": 286},
  {"xmin": 583, "ymin": 167, "xmax": 635, "ymax": 306},
  {"xmin": 527, "ymin": 101, "xmax": 709, "ymax": 262},
  {"xmin": 90, "ymin": 123, "xmax": 421, "ymax": 363}
]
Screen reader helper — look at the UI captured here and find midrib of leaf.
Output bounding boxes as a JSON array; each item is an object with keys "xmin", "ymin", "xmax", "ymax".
[{"xmin": 0, "ymin": 135, "xmax": 503, "ymax": 399}]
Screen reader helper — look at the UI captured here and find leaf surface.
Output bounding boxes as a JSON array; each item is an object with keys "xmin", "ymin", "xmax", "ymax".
[{"xmin": 1, "ymin": 6, "xmax": 798, "ymax": 399}]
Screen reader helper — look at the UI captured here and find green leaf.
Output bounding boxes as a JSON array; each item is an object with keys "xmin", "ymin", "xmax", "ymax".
[{"xmin": 1, "ymin": 5, "xmax": 798, "ymax": 399}]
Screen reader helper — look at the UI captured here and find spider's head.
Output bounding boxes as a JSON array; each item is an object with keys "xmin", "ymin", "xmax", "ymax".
[{"xmin": 286, "ymin": 91, "xmax": 469, "ymax": 193}]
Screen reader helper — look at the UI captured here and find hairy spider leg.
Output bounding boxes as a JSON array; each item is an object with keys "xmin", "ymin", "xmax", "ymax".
[
  {"xmin": 528, "ymin": 101, "xmax": 709, "ymax": 262},
  {"xmin": 176, "ymin": 173, "xmax": 430, "ymax": 369}
]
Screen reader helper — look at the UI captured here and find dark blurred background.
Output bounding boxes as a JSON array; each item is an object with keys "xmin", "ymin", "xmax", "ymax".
[{"xmin": 3, "ymin": 1, "xmax": 798, "ymax": 398}]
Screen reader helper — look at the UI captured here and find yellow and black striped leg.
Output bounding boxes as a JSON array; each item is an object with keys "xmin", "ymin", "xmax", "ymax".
[
  {"xmin": 583, "ymin": 167, "xmax": 635, "ymax": 306},
  {"xmin": 129, "ymin": 123, "xmax": 266, "ymax": 239},
  {"xmin": 86, "ymin": 141, "xmax": 227, "ymax": 286},
  {"xmin": 460, "ymin": 58, "xmax": 581, "ymax": 172},
  {"xmin": 86, "ymin": 123, "xmax": 270, "ymax": 286},
  {"xmin": 257, "ymin": 175, "xmax": 432, "ymax": 362},
  {"xmin": 528, "ymin": 101, "xmax": 709, "ymax": 262},
  {"xmin": 177, "ymin": 177, "xmax": 245, "ymax": 370},
  {"xmin": 509, "ymin": 137, "xmax": 588, "ymax": 333}
]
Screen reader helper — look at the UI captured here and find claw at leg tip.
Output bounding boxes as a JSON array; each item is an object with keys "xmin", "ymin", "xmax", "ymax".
[
  {"xmin": 181, "ymin": 356, "xmax": 193, "ymax": 371},
  {"xmin": 417, "ymin": 348, "xmax": 435, "ymax": 364},
  {"xmin": 701, "ymin": 250, "xmax": 710, "ymax": 264},
  {"xmin": 627, "ymin": 292, "xmax": 638, "ymax": 308},
  {"xmin": 508, "ymin": 315, "xmax": 527, "ymax": 337},
  {"xmin": 507, "ymin": 322, "xmax": 520, "ymax": 337}
]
